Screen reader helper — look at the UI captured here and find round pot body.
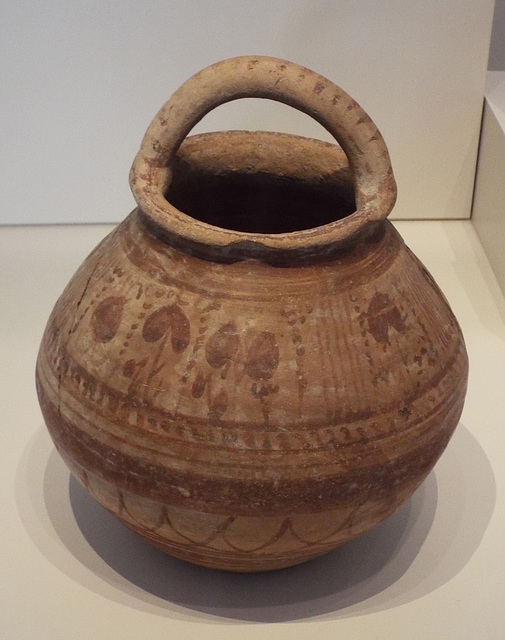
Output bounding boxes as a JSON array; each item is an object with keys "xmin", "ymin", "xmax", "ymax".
[{"xmin": 36, "ymin": 58, "xmax": 468, "ymax": 572}]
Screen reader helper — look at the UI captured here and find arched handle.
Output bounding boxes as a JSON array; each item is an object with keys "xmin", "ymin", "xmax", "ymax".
[{"xmin": 130, "ymin": 56, "xmax": 397, "ymax": 257}]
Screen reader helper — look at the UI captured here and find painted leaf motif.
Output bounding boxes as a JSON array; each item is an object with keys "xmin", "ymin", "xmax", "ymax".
[
  {"xmin": 205, "ymin": 322, "xmax": 239, "ymax": 368},
  {"xmin": 245, "ymin": 332, "xmax": 279, "ymax": 380},
  {"xmin": 366, "ymin": 292, "xmax": 405, "ymax": 344},
  {"xmin": 142, "ymin": 305, "xmax": 190, "ymax": 352},
  {"xmin": 91, "ymin": 296, "xmax": 125, "ymax": 342},
  {"xmin": 169, "ymin": 305, "xmax": 191, "ymax": 352}
]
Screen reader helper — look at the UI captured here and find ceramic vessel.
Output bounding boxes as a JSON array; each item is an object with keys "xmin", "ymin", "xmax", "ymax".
[{"xmin": 36, "ymin": 56, "xmax": 468, "ymax": 572}]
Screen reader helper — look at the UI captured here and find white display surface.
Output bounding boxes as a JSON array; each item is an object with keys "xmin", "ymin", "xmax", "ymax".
[
  {"xmin": 1, "ymin": 1, "xmax": 494, "ymax": 225},
  {"xmin": 1, "ymin": 220, "xmax": 504, "ymax": 638}
]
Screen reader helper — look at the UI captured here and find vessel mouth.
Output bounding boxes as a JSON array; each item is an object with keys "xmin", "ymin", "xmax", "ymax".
[
  {"xmin": 132, "ymin": 130, "xmax": 394, "ymax": 264},
  {"xmin": 166, "ymin": 151, "xmax": 356, "ymax": 235}
]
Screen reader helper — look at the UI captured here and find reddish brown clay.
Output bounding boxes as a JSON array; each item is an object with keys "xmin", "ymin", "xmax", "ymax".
[{"xmin": 36, "ymin": 57, "xmax": 468, "ymax": 572}]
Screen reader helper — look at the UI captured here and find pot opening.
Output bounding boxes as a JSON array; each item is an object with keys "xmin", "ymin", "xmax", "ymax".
[{"xmin": 166, "ymin": 161, "xmax": 356, "ymax": 235}]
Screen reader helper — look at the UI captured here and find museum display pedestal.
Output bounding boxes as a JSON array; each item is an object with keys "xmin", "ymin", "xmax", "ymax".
[
  {"xmin": 473, "ymin": 71, "xmax": 505, "ymax": 296},
  {"xmin": 1, "ymin": 219, "xmax": 504, "ymax": 639}
]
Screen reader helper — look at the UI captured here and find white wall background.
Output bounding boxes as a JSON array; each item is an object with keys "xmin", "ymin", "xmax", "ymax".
[{"xmin": 1, "ymin": 1, "xmax": 495, "ymax": 225}]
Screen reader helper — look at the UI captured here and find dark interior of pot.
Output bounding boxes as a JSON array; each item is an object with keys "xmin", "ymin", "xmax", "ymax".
[{"xmin": 166, "ymin": 160, "xmax": 356, "ymax": 234}]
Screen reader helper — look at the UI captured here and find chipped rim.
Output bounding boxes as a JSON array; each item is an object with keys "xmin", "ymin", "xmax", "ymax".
[{"xmin": 129, "ymin": 55, "xmax": 397, "ymax": 255}]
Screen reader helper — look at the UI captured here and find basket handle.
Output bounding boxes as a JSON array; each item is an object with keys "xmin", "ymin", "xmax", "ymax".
[{"xmin": 130, "ymin": 56, "xmax": 396, "ymax": 255}]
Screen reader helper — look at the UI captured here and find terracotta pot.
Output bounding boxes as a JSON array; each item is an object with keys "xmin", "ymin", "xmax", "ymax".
[{"xmin": 36, "ymin": 56, "xmax": 468, "ymax": 572}]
